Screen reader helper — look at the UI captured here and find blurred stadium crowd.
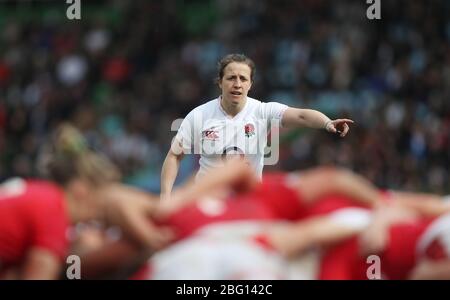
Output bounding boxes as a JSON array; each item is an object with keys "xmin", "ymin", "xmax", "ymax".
[{"xmin": 0, "ymin": 0, "xmax": 449, "ymax": 193}]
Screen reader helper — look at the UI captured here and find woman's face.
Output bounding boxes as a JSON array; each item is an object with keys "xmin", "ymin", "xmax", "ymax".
[{"xmin": 219, "ymin": 62, "xmax": 252, "ymax": 107}]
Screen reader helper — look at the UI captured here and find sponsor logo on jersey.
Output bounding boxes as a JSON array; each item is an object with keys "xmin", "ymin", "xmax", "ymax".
[{"xmin": 202, "ymin": 128, "xmax": 219, "ymax": 141}]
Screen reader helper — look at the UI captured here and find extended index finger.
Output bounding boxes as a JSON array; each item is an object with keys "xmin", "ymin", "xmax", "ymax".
[{"xmin": 335, "ymin": 119, "xmax": 354, "ymax": 124}]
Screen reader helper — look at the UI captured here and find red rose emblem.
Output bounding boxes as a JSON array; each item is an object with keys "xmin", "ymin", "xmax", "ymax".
[{"xmin": 244, "ymin": 123, "xmax": 255, "ymax": 137}]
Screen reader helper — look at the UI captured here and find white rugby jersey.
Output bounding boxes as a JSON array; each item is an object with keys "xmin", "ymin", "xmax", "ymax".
[{"xmin": 174, "ymin": 97, "xmax": 288, "ymax": 179}]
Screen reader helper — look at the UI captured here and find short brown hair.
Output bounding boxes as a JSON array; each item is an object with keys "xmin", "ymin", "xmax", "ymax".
[{"xmin": 216, "ymin": 54, "xmax": 256, "ymax": 84}]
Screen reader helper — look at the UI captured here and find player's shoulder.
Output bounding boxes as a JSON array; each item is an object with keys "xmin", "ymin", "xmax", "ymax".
[
  {"xmin": 243, "ymin": 97, "xmax": 266, "ymax": 116},
  {"xmin": 25, "ymin": 179, "xmax": 65, "ymax": 207},
  {"xmin": 261, "ymin": 171, "xmax": 289, "ymax": 183},
  {"xmin": 245, "ymin": 97, "xmax": 288, "ymax": 116},
  {"xmin": 193, "ymin": 97, "xmax": 219, "ymax": 112},
  {"xmin": 246, "ymin": 97, "xmax": 263, "ymax": 107},
  {"xmin": 0, "ymin": 178, "xmax": 64, "ymax": 220},
  {"xmin": 259, "ymin": 172, "xmax": 303, "ymax": 197},
  {"xmin": 246, "ymin": 97, "xmax": 286, "ymax": 106},
  {"xmin": 258, "ymin": 172, "xmax": 295, "ymax": 192},
  {"xmin": 185, "ymin": 97, "xmax": 220, "ymax": 118},
  {"xmin": 26, "ymin": 179, "xmax": 62, "ymax": 194},
  {"xmin": 0, "ymin": 177, "xmax": 60, "ymax": 201}
]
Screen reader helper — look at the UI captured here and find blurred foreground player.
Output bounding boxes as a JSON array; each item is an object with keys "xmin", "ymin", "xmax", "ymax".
[
  {"xmin": 0, "ymin": 124, "xmax": 174, "ymax": 279},
  {"xmin": 151, "ymin": 165, "xmax": 450, "ymax": 279}
]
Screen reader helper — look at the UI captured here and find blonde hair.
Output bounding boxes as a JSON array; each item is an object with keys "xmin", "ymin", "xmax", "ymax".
[{"xmin": 43, "ymin": 123, "xmax": 121, "ymax": 186}]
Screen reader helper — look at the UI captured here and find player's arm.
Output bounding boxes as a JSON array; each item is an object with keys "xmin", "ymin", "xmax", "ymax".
[
  {"xmin": 21, "ymin": 247, "xmax": 62, "ymax": 279},
  {"xmin": 160, "ymin": 141, "xmax": 185, "ymax": 201},
  {"xmin": 294, "ymin": 167, "xmax": 383, "ymax": 208},
  {"xmin": 163, "ymin": 159, "xmax": 258, "ymax": 216},
  {"xmin": 409, "ymin": 259, "xmax": 450, "ymax": 280},
  {"xmin": 75, "ymin": 237, "xmax": 151, "ymax": 279},
  {"xmin": 161, "ymin": 111, "xmax": 196, "ymax": 201},
  {"xmin": 266, "ymin": 216, "xmax": 362, "ymax": 258},
  {"xmin": 68, "ymin": 223, "xmax": 149, "ymax": 279},
  {"xmin": 358, "ymin": 203, "xmax": 419, "ymax": 256},
  {"xmin": 281, "ymin": 108, "xmax": 353, "ymax": 137},
  {"xmin": 390, "ymin": 191, "xmax": 450, "ymax": 218},
  {"xmin": 100, "ymin": 184, "xmax": 174, "ymax": 250}
]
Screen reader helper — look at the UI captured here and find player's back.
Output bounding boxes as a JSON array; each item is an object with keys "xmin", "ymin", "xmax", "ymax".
[
  {"xmin": 319, "ymin": 216, "xmax": 434, "ymax": 280},
  {"xmin": 162, "ymin": 172, "xmax": 306, "ymax": 241},
  {"xmin": 149, "ymin": 172, "xmax": 320, "ymax": 280},
  {"xmin": 0, "ymin": 178, "xmax": 69, "ymax": 273}
]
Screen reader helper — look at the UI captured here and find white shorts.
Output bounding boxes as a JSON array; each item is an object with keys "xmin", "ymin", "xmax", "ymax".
[
  {"xmin": 148, "ymin": 236, "xmax": 288, "ymax": 280},
  {"xmin": 146, "ymin": 221, "xmax": 292, "ymax": 280}
]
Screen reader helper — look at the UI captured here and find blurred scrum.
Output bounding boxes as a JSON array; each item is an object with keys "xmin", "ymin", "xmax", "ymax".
[{"xmin": 0, "ymin": 0, "xmax": 449, "ymax": 193}]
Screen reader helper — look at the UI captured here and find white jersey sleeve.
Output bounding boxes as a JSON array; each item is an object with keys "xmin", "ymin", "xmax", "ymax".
[
  {"xmin": 259, "ymin": 102, "xmax": 289, "ymax": 128},
  {"xmin": 174, "ymin": 109, "xmax": 202, "ymax": 154}
]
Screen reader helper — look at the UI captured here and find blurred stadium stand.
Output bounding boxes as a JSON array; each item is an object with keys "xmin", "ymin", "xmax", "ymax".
[{"xmin": 0, "ymin": 0, "xmax": 449, "ymax": 193}]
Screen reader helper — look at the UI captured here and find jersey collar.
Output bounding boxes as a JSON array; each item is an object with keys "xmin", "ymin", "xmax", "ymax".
[{"xmin": 217, "ymin": 96, "xmax": 248, "ymax": 120}]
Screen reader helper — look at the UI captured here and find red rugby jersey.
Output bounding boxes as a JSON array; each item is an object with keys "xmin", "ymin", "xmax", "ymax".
[
  {"xmin": 161, "ymin": 172, "xmax": 306, "ymax": 241},
  {"xmin": 0, "ymin": 178, "xmax": 70, "ymax": 275}
]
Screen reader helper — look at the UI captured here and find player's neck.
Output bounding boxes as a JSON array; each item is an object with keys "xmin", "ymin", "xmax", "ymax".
[
  {"xmin": 220, "ymin": 95, "xmax": 246, "ymax": 117},
  {"xmin": 65, "ymin": 192, "xmax": 85, "ymax": 223},
  {"xmin": 65, "ymin": 191, "xmax": 102, "ymax": 224}
]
